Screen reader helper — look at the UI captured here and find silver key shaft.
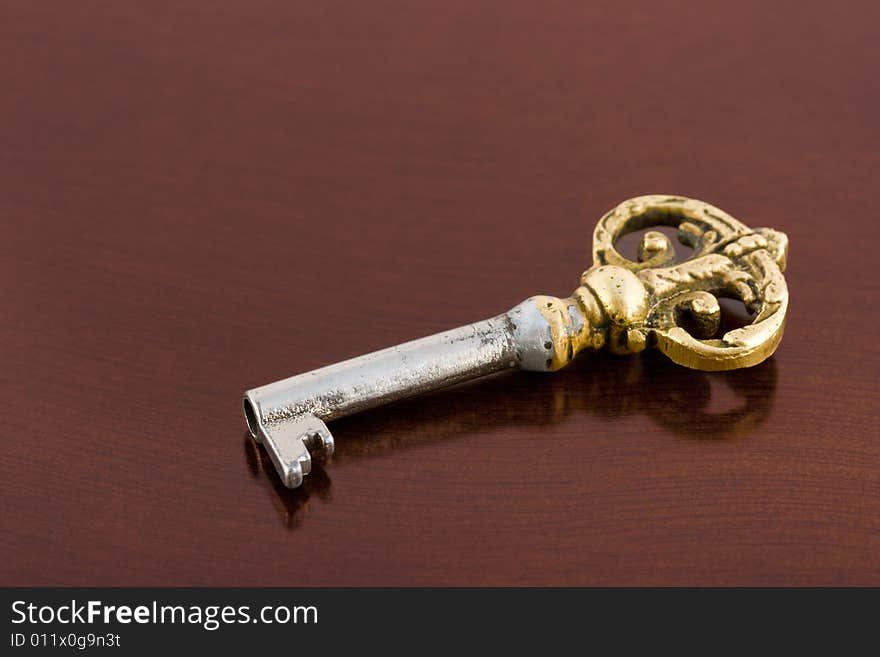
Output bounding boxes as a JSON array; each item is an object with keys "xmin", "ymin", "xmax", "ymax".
[{"xmin": 244, "ymin": 299, "xmax": 556, "ymax": 488}]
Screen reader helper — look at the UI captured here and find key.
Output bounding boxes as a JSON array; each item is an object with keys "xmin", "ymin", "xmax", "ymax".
[{"xmin": 243, "ymin": 195, "xmax": 789, "ymax": 488}]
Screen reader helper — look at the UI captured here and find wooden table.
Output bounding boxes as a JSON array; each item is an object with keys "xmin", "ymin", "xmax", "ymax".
[{"xmin": 2, "ymin": 1, "xmax": 877, "ymax": 585}]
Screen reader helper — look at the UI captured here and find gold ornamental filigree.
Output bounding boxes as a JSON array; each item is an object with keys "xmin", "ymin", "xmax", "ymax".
[{"xmin": 533, "ymin": 195, "xmax": 789, "ymax": 371}]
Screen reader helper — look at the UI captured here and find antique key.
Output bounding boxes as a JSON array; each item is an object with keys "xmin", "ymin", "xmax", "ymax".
[{"xmin": 243, "ymin": 195, "xmax": 789, "ymax": 488}]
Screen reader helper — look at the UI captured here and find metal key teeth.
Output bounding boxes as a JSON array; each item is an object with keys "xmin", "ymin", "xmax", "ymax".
[
  {"xmin": 302, "ymin": 427, "xmax": 335, "ymax": 460},
  {"xmin": 288, "ymin": 430, "xmax": 333, "ymax": 488},
  {"xmin": 257, "ymin": 414, "xmax": 334, "ymax": 488}
]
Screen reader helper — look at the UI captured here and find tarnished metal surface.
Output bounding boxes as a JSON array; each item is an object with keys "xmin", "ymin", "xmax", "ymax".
[
  {"xmin": 247, "ymin": 316, "xmax": 518, "ymax": 427},
  {"xmin": 244, "ymin": 314, "xmax": 527, "ymax": 487},
  {"xmin": 244, "ymin": 194, "xmax": 790, "ymax": 487}
]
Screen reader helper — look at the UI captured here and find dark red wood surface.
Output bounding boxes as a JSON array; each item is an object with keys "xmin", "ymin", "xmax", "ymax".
[{"xmin": 1, "ymin": 1, "xmax": 877, "ymax": 585}]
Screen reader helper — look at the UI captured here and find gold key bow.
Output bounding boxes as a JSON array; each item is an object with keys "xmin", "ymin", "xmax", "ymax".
[{"xmin": 539, "ymin": 194, "xmax": 789, "ymax": 371}]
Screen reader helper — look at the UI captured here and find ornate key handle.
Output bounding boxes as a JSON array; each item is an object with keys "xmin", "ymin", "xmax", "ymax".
[{"xmin": 534, "ymin": 194, "xmax": 789, "ymax": 371}]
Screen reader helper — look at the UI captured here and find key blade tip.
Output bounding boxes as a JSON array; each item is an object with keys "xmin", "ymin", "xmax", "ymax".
[{"xmin": 251, "ymin": 412, "xmax": 333, "ymax": 489}]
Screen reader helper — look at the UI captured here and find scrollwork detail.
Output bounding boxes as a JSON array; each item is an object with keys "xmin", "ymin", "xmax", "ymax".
[{"xmin": 546, "ymin": 195, "xmax": 790, "ymax": 370}]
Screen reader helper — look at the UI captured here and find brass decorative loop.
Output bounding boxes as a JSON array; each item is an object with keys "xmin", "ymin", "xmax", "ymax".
[{"xmin": 541, "ymin": 195, "xmax": 789, "ymax": 371}]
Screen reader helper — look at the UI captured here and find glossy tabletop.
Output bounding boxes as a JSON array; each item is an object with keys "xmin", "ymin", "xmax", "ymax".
[{"xmin": 1, "ymin": 0, "xmax": 877, "ymax": 585}]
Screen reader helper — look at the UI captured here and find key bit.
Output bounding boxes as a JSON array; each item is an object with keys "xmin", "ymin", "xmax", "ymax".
[{"xmin": 244, "ymin": 195, "xmax": 789, "ymax": 488}]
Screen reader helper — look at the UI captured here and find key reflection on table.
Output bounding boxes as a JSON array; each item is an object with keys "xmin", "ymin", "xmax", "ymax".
[{"xmin": 244, "ymin": 351, "xmax": 778, "ymax": 528}]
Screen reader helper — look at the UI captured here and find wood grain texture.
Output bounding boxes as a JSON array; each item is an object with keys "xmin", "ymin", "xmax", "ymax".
[{"xmin": 1, "ymin": 0, "xmax": 877, "ymax": 586}]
